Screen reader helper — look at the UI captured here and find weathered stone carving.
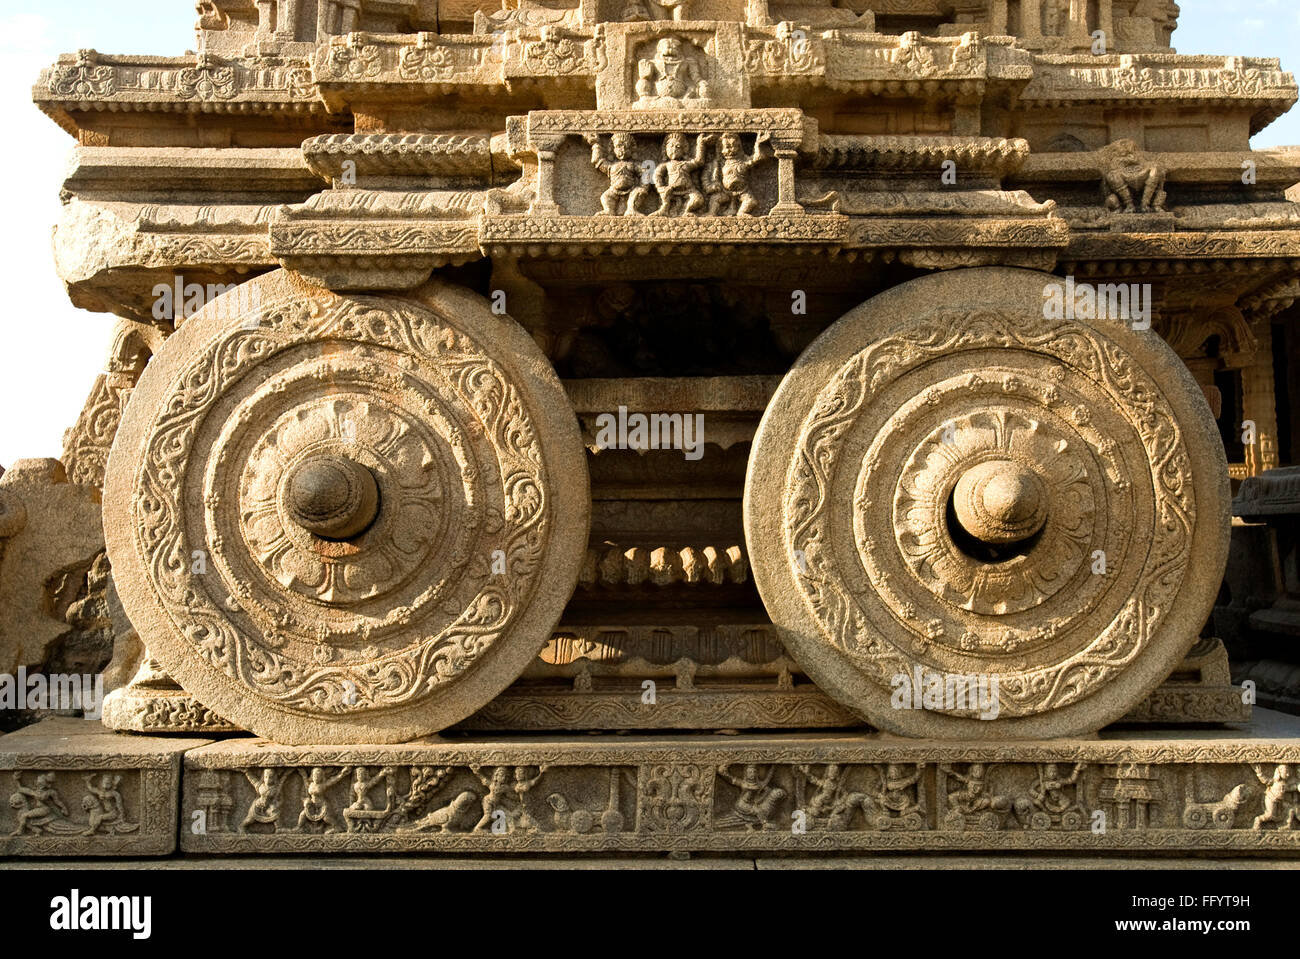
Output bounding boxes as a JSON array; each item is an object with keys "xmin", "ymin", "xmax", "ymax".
[
  {"xmin": 746, "ymin": 268, "xmax": 1231, "ymax": 739},
  {"xmin": 1251, "ymin": 763, "xmax": 1299, "ymax": 830},
  {"xmin": 1098, "ymin": 138, "xmax": 1168, "ymax": 214},
  {"xmin": 635, "ymin": 36, "xmax": 710, "ymax": 107},
  {"xmin": 588, "ymin": 132, "xmax": 651, "ymax": 215},
  {"xmin": 0, "ymin": 719, "xmax": 205, "ymax": 856},
  {"xmin": 101, "ymin": 271, "xmax": 590, "ymax": 745},
  {"xmin": 172, "ymin": 730, "xmax": 1300, "ymax": 853},
  {"xmin": 0, "ymin": 461, "xmax": 105, "ymax": 680},
  {"xmin": 10, "ymin": 0, "xmax": 1300, "ymax": 868}
]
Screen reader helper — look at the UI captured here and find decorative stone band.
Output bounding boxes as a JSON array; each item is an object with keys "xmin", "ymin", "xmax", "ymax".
[
  {"xmin": 480, "ymin": 214, "xmax": 846, "ymax": 252},
  {"xmin": 1020, "ymin": 55, "xmax": 1297, "ymax": 132},
  {"xmin": 742, "ymin": 29, "xmax": 1015, "ymax": 84},
  {"xmin": 268, "ymin": 220, "xmax": 481, "ymax": 290},
  {"xmin": 459, "ymin": 679, "xmax": 1248, "ymax": 733},
  {"xmin": 63, "ymin": 147, "xmax": 319, "ymax": 197},
  {"xmin": 268, "ymin": 221, "xmax": 480, "ymax": 256},
  {"xmin": 311, "ymin": 34, "xmax": 504, "ymax": 109},
  {"xmin": 846, "ymin": 218, "xmax": 1069, "ymax": 249},
  {"xmin": 807, "ymin": 135, "xmax": 1030, "ymax": 175},
  {"xmin": 301, "ymin": 134, "xmax": 493, "ymax": 183},
  {"xmin": 1064, "ymin": 230, "xmax": 1300, "ymax": 261},
  {"xmin": 519, "ymin": 108, "xmax": 808, "ymax": 141},
  {"xmin": 176, "ymin": 725, "xmax": 1300, "ymax": 855},
  {"xmin": 455, "ymin": 687, "xmax": 863, "ymax": 732},
  {"xmin": 100, "ymin": 662, "xmax": 1249, "ymax": 737},
  {"xmin": 34, "ymin": 50, "xmax": 323, "ymax": 133},
  {"xmin": 0, "ymin": 720, "xmax": 208, "ymax": 858},
  {"xmin": 35, "ymin": 44, "xmax": 1296, "ymax": 132}
]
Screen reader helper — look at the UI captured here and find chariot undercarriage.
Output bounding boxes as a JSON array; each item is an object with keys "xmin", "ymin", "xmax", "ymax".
[{"xmin": 8, "ymin": 0, "xmax": 1300, "ymax": 856}]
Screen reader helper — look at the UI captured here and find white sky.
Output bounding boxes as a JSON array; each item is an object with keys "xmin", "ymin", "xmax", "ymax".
[{"xmin": 0, "ymin": 0, "xmax": 1297, "ymax": 468}]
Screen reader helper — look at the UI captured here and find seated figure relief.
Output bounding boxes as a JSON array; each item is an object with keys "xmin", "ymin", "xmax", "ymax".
[
  {"xmin": 635, "ymin": 36, "xmax": 711, "ymax": 107},
  {"xmin": 1099, "ymin": 139, "xmax": 1169, "ymax": 214}
]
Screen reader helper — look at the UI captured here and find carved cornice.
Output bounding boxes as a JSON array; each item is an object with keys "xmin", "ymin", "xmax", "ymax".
[
  {"xmin": 33, "ymin": 49, "xmax": 324, "ymax": 123},
  {"xmin": 808, "ymin": 135, "xmax": 1029, "ymax": 174},
  {"xmin": 36, "ymin": 37, "xmax": 1297, "ymax": 140},
  {"xmin": 1020, "ymin": 54, "xmax": 1297, "ymax": 133},
  {"xmin": 1065, "ymin": 230, "xmax": 1300, "ymax": 260},
  {"xmin": 301, "ymin": 133, "xmax": 493, "ymax": 182}
]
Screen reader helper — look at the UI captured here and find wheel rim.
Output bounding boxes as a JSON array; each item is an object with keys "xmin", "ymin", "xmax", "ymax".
[
  {"xmin": 744, "ymin": 267, "xmax": 1230, "ymax": 739},
  {"xmin": 104, "ymin": 271, "xmax": 589, "ymax": 744}
]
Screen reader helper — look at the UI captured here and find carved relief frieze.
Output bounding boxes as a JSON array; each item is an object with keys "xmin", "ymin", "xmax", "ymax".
[
  {"xmin": 1, "ymin": 721, "xmax": 202, "ymax": 856},
  {"xmin": 37, "ymin": 49, "xmax": 322, "ymax": 112},
  {"xmin": 179, "ymin": 736, "xmax": 1300, "ymax": 853},
  {"xmin": 1022, "ymin": 54, "xmax": 1296, "ymax": 105}
]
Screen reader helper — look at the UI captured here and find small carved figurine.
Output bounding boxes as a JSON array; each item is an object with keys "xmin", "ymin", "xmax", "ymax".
[
  {"xmin": 1252, "ymin": 763, "xmax": 1299, "ymax": 831},
  {"xmin": 636, "ymin": 37, "xmax": 708, "ymax": 104},
  {"xmin": 240, "ymin": 769, "xmax": 286, "ymax": 833},
  {"xmin": 588, "ymin": 133, "xmax": 652, "ymax": 216},
  {"xmin": 651, "ymin": 133, "xmax": 711, "ymax": 217},
  {"xmin": 82, "ymin": 773, "xmax": 139, "ymax": 836},
  {"xmin": 705, "ymin": 132, "xmax": 769, "ymax": 216},
  {"xmin": 10, "ymin": 772, "xmax": 71, "ymax": 836},
  {"xmin": 1099, "ymin": 139, "xmax": 1168, "ymax": 213},
  {"xmin": 716, "ymin": 763, "xmax": 787, "ymax": 830},
  {"xmin": 293, "ymin": 766, "xmax": 352, "ymax": 833}
]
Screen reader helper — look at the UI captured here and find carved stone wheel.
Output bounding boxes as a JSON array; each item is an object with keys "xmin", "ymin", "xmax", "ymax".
[
  {"xmin": 744, "ymin": 268, "xmax": 1230, "ymax": 740},
  {"xmin": 104, "ymin": 271, "xmax": 589, "ymax": 745}
]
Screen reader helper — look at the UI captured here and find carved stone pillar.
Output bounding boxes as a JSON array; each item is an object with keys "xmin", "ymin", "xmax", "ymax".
[
  {"xmin": 1237, "ymin": 323, "xmax": 1281, "ymax": 476},
  {"xmin": 530, "ymin": 135, "xmax": 563, "ymax": 216},
  {"xmin": 275, "ymin": 0, "xmax": 300, "ymax": 38},
  {"xmin": 771, "ymin": 148, "xmax": 803, "ymax": 215}
]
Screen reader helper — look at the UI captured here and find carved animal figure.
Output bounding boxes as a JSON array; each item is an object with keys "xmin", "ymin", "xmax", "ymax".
[
  {"xmin": 398, "ymin": 790, "xmax": 478, "ymax": 833},
  {"xmin": 1183, "ymin": 783, "xmax": 1250, "ymax": 830}
]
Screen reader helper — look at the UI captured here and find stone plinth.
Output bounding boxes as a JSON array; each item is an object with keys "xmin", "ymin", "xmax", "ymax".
[
  {"xmin": 0, "ymin": 718, "xmax": 210, "ymax": 856},
  {"xmin": 177, "ymin": 711, "xmax": 1300, "ymax": 856}
]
